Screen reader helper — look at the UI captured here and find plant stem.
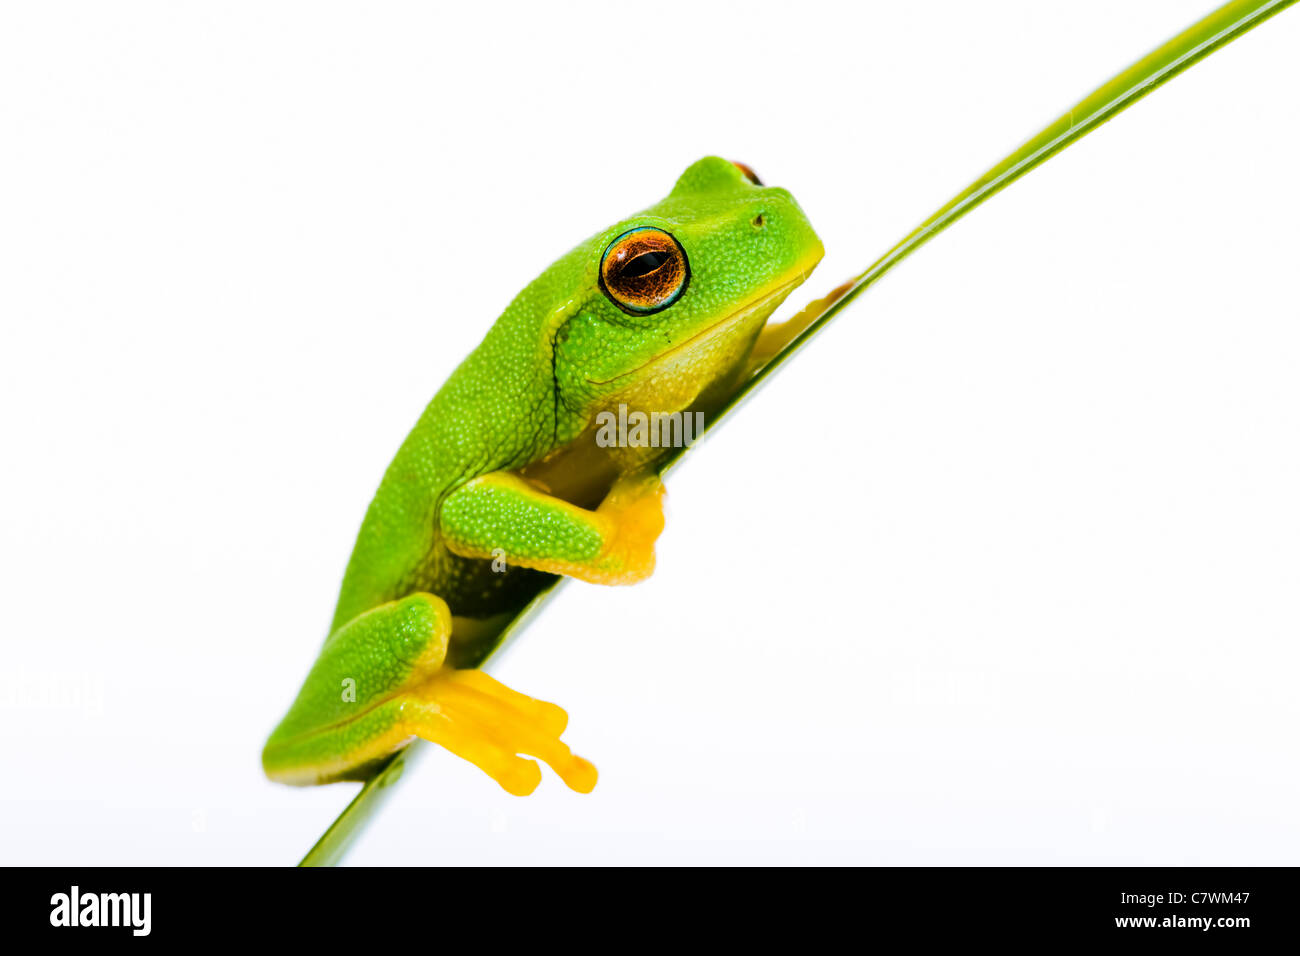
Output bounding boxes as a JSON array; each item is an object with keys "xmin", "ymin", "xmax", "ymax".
[{"xmin": 298, "ymin": 0, "xmax": 1296, "ymax": 866}]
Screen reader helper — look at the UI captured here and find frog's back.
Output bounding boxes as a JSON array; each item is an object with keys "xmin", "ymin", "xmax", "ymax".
[{"xmin": 327, "ymin": 289, "xmax": 566, "ymax": 632}]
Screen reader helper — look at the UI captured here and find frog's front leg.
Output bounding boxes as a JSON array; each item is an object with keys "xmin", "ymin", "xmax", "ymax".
[
  {"xmin": 745, "ymin": 277, "xmax": 855, "ymax": 375},
  {"xmin": 262, "ymin": 593, "xmax": 596, "ymax": 796},
  {"xmin": 440, "ymin": 470, "xmax": 665, "ymax": 585}
]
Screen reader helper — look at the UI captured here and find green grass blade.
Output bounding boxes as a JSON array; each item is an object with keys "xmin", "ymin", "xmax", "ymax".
[
  {"xmin": 714, "ymin": 0, "xmax": 1298, "ymax": 401},
  {"xmin": 298, "ymin": 0, "xmax": 1295, "ymax": 866}
]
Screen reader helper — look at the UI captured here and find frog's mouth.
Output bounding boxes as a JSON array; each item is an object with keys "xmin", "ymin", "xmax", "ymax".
[{"xmin": 586, "ymin": 259, "xmax": 819, "ymax": 388}]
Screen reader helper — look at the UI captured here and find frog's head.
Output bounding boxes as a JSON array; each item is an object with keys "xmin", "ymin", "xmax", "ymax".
[{"xmin": 549, "ymin": 157, "xmax": 823, "ymax": 431}]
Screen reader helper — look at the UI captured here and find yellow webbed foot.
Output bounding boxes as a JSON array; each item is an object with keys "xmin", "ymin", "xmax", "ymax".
[
  {"xmin": 590, "ymin": 472, "xmax": 666, "ymax": 585},
  {"xmin": 400, "ymin": 669, "xmax": 597, "ymax": 796}
]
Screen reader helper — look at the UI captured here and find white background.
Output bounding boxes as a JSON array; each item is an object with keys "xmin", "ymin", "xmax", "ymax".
[{"xmin": 2, "ymin": 1, "xmax": 1298, "ymax": 866}]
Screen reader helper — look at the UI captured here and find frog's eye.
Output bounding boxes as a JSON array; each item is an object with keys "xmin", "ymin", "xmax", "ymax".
[
  {"xmin": 731, "ymin": 161, "xmax": 763, "ymax": 186},
  {"xmin": 599, "ymin": 227, "xmax": 689, "ymax": 315}
]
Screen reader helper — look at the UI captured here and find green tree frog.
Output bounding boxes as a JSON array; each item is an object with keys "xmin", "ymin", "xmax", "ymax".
[{"xmin": 263, "ymin": 157, "xmax": 823, "ymax": 795}]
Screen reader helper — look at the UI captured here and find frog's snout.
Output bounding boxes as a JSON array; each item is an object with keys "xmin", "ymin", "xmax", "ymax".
[{"xmin": 749, "ymin": 186, "xmax": 825, "ymax": 274}]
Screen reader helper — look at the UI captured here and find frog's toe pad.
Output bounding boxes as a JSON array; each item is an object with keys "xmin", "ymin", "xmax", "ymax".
[
  {"xmin": 402, "ymin": 669, "xmax": 597, "ymax": 796},
  {"xmin": 597, "ymin": 474, "xmax": 666, "ymax": 584}
]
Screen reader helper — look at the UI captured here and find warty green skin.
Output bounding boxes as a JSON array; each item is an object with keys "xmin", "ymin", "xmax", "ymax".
[
  {"xmin": 330, "ymin": 157, "xmax": 821, "ymax": 629},
  {"xmin": 264, "ymin": 157, "xmax": 822, "ymax": 781}
]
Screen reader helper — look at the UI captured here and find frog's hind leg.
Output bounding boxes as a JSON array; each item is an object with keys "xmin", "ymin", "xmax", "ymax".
[
  {"xmin": 399, "ymin": 669, "xmax": 597, "ymax": 796},
  {"xmin": 262, "ymin": 592, "xmax": 596, "ymax": 795}
]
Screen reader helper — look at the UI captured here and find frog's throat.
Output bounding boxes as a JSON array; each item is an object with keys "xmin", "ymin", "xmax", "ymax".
[{"xmin": 585, "ymin": 255, "xmax": 820, "ymax": 388}]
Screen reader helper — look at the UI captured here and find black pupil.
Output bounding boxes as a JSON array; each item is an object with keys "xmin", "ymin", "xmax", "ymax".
[{"xmin": 622, "ymin": 251, "xmax": 667, "ymax": 278}]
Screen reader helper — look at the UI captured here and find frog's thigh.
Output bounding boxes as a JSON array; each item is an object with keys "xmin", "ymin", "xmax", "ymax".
[
  {"xmin": 440, "ymin": 470, "xmax": 665, "ymax": 585},
  {"xmin": 261, "ymin": 593, "xmax": 595, "ymax": 795}
]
